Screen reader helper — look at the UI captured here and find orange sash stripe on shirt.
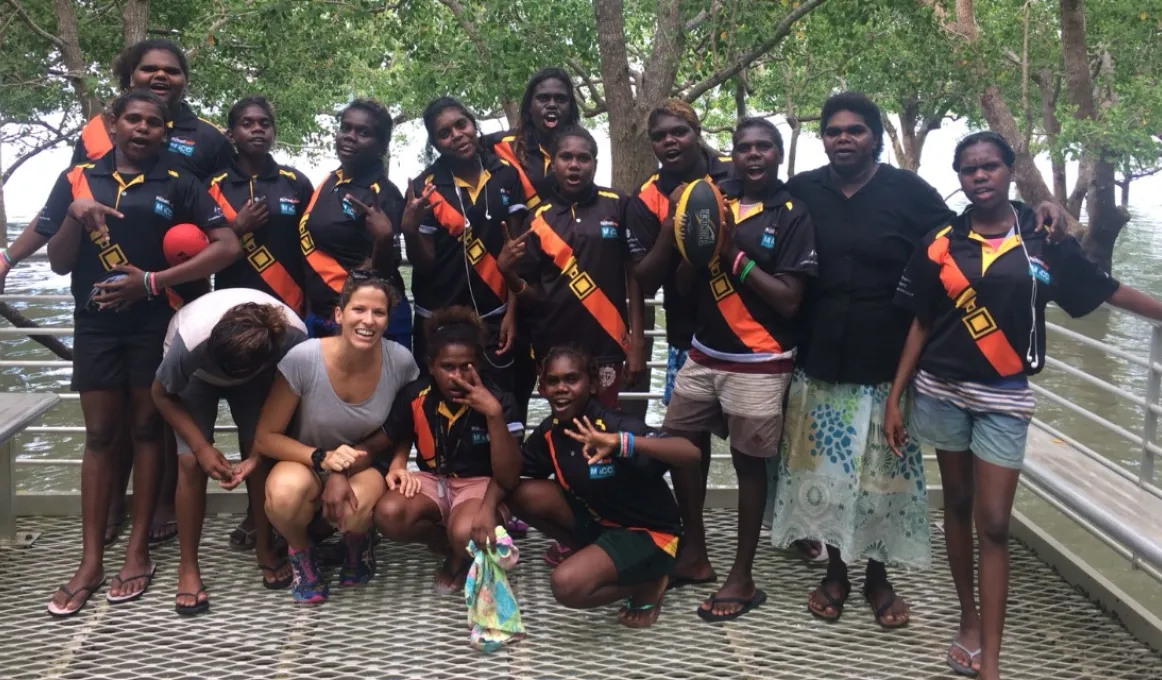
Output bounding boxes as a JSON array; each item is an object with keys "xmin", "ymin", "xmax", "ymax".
[
  {"xmin": 67, "ymin": 166, "xmax": 185, "ymax": 311},
  {"xmin": 80, "ymin": 116, "xmax": 113, "ymax": 161},
  {"xmin": 412, "ymin": 394, "xmax": 436, "ymax": 467},
  {"xmin": 297, "ymin": 181, "xmax": 350, "ymax": 294},
  {"xmin": 491, "ymin": 139, "xmax": 539, "ymax": 205},
  {"xmin": 208, "ymin": 183, "xmax": 304, "ymax": 313},
  {"xmin": 637, "ymin": 180, "xmax": 669, "ymax": 223},
  {"xmin": 927, "ymin": 234, "xmax": 1025, "ymax": 377},
  {"xmin": 426, "ymin": 189, "xmax": 508, "ymax": 301},
  {"xmin": 544, "ymin": 431, "xmax": 570, "ymax": 491},
  {"xmin": 529, "ymin": 214, "xmax": 629, "ymax": 354}
]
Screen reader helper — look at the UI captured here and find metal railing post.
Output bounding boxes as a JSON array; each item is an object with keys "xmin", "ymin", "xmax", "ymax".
[{"xmin": 1141, "ymin": 325, "xmax": 1162, "ymax": 484}]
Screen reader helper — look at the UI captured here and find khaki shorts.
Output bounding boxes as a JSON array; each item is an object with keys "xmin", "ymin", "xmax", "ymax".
[
  {"xmin": 663, "ymin": 360, "xmax": 791, "ymax": 458},
  {"xmin": 415, "ymin": 472, "xmax": 490, "ymax": 524}
]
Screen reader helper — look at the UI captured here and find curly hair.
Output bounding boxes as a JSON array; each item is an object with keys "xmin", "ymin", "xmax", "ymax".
[
  {"xmin": 206, "ymin": 303, "xmax": 290, "ymax": 378},
  {"xmin": 539, "ymin": 344, "xmax": 598, "ymax": 386},
  {"xmin": 424, "ymin": 306, "xmax": 484, "ymax": 362},
  {"xmin": 513, "ymin": 67, "xmax": 580, "ymax": 163}
]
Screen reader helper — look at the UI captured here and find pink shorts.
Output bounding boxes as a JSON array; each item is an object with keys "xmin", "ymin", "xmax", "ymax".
[{"xmin": 415, "ymin": 472, "xmax": 490, "ymax": 524}]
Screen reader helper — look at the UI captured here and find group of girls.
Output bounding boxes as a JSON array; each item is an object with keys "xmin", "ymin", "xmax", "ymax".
[{"xmin": 10, "ymin": 35, "xmax": 1162, "ymax": 680}]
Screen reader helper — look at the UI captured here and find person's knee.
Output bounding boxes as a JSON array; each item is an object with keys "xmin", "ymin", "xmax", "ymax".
[
  {"xmin": 84, "ymin": 418, "xmax": 120, "ymax": 453},
  {"xmin": 373, "ymin": 494, "xmax": 410, "ymax": 537},
  {"xmin": 549, "ymin": 564, "xmax": 589, "ymax": 608},
  {"xmin": 128, "ymin": 408, "xmax": 164, "ymax": 444},
  {"xmin": 177, "ymin": 453, "xmax": 206, "ymax": 481},
  {"xmin": 975, "ymin": 508, "xmax": 1010, "ymax": 548},
  {"xmin": 264, "ymin": 471, "xmax": 313, "ymax": 522},
  {"xmin": 944, "ymin": 483, "xmax": 974, "ymax": 521}
]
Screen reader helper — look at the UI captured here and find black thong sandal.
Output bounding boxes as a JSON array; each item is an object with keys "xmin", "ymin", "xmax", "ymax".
[
  {"xmin": 808, "ymin": 576, "xmax": 851, "ymax": 622},
  {"xmin": 260, "ymin": 562, "xmax": 293, "ymax": 590},
  {"xmin": 175, "ymin": 584, "xmax": 209, "ymax": 617},
  {"xmin": 864, "ymin": 579, "xmax": 910, "ymax": 629},
  {"xmin": 46, "ymin": 578, "xmax": 106, "ymax": 618},
  {"xmin": 696, "ymin": 589, "xmax": 767, "ymax": 623}
]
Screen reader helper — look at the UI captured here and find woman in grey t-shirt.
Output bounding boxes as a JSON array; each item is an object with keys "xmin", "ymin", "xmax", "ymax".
[{"xmin": 255, "ymin": 271, "xmax": 418, "ymax": 604}]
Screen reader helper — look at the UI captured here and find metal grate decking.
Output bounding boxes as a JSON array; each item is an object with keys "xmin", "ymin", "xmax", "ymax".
[{"xmin": 1, "ymin": 510, "xmax": 1160, "ymax": 680}]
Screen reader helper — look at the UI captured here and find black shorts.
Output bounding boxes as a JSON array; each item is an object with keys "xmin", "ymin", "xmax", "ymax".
[
  {"xmin": 174, "ymin": 370, "xmax": 276, "ymax": 454},
  {"xmin": 71, "ymin": 321, "xmax": 167, "ymax": 392},
  {"xmin": 563, "ymin": 491, "xmax": 678, "ymax": 586}
]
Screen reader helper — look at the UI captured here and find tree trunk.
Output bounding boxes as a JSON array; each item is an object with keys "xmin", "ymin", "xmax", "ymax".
[
  {"xmin": 52, "ymin": 0, "xmax": 101, "ymax": 118},
  {"xmin": 734, "ymin": 73, "xmax": 747, "ymax": 120},
  {"xmin": 1034, "ymin": 71, "xmax": 1068, "ymax": 202},
  {"xmin": 1118, "ymin": 177, "xmax": 1130, "ymax": 209},
  {"xmin": 1059, "ymin": 0, "xmax": 1128, "ymax": 271},
  {"xmin": 787, "ymin": 118, "xmax": 801, "ymax": 177},
  {"xmin": 977, "ymin": 86, "xmax": 1057, "ymax": 209},
  {"xmin": 122, "ymin": 0, "xmax": 149, "ymax": 47},
  {"xmin": 593, "ymin": 0, "xmax": 658, "ymax": 192},
  {"xmin": 0, "ymin": 143, "xmax": 6, "ymax": 248}
]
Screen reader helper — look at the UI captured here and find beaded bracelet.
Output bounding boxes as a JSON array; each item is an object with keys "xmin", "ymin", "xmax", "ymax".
[
  {"xmin": 618, "ymin": 431, "xmax": 635, "ymax": 459},
  {"xmin": 150, "ymin": 272, "xmax": 162, "ymax": 297},
  {"xmin": 0, "ymin": 250, "xmax": 15, "ymax": 268},
  {"xmin": 732, "ymin": 251, "xmax": 747, "ymax": 276},
  {"xmin": 738, "ymin": 260, "xmax": 757, "ymax": 283},
  {"xmin": 513, "ymin": 278, "xmax": 528, "ymax": 295}
]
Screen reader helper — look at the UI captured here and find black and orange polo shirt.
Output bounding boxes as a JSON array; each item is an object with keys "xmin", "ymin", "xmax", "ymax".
[
  {"xmin": 71, "ymin": 103, "xmax": 231, "ymax": 181},
  {"xmin": 895, "ymin": 202, "xmax": 1119, "ymax": 382},
  {"xmin": 518, "ymin": 184, "xmax": 640, "ymax": 363},
  {"xmin": 297, "ymin": 161, "xmax": 405, "ymax": 316},
  {"xmin": 35, "ymin": 150, "xmax": 226, "ymax": 330},
  {"xmin": 625, "ymin": 150, "xmax": 733, "ymax": 350},
  {"xmin": 482, "ymin": 130, "xmax": 548, "ymax": 209},
  {"xmin": 207, "ymin": 156, "xmax": 313, "ymax": 314},
  {"xmin": 689, "ymin": 180, "xmax": 817, "ymax": 363},
  {"xmin": 383, "ymin": 376, "xmax": 524, "ymax": 477},
  {"xmin": 521, "ymin": 399, "xmax": 682, "ymax": 556},
  {"xmin": 409, "ymin": 153, "xmax": 526, "ymax": 319}
]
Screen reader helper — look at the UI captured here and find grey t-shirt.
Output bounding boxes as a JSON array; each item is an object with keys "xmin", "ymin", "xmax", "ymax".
[
  {"xmin": 157, "ymin": 288, "xmax": 308, "ymax": 393},
  {"xmin": 278, "ymin": 338, "xmax": 419, "ymax": 450}
]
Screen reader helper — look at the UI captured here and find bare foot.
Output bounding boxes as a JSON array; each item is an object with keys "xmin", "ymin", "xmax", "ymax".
[
  {"xmin": 948, "ymin": 625, "xmax": 982, "ymax": 676},
  {"xmin": 807, "ymin": 578, "xmax": 850, "ymax": 620},
  {"xmin": 433, "ymin": 557, "xmax": 467, "ymax": 595},
  {"xmin": 618, "ymin": 576, "xmax": 667, "ymax": 628},
  {"xmin": 671, "ymin": 549, "xmax": 715, "ymax": 585}
]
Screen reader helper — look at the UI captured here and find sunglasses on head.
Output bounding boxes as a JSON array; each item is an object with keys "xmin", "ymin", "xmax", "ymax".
[{"xmin": 349, "ymin": 269, "xmax": 386, "ymax": 283}]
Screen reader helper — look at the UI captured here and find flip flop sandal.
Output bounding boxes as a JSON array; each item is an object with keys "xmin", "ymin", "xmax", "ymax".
[
  {"xmin": 864, "ymin": 580, "xmax": 910, "ymax": 629},
  {"xmin": 175, "ymin": 584, "xmax": 209, "ymax": 617},
  {"xmin": 433, "ymin": 558, "xmax": 471, "ymax": 596},
  {"xmin": 618, "ymin": 598, "xmax": 662, "ymax": 627},
  {"xmin": 46, "ymin": 578, "xmax": 106, "ymax": 618},
  {"xmin": 229, "ymin": 523, "xmax": 256, "ymax": 551},
  {"xmin": 106, "ymin": 564, "xmax": 157, "ymax": 604},
  {"xmin": 695, "ymin": 588, "xmax": 768, "ymax": 623},
  {"xmin": 947, "ymin": 640, "xmax": 981, "ymax": 677},
  {"xmin": 542, "ymin": 542, "xmax": 573, "ymax": 567},
  {"xmin": 148, "ymin": 520, "xmax": 177, "ymax": 547},
  {"xmin": 808, "ymin": 576, "xmax": 851, "ymax": 621},
  {"xmin": 666, "ymin": 572, "xmax": 719, "ymax": 591},
  {"xmin": 260, "ymin": 562, "xmax": 293, "ymax": 590}
]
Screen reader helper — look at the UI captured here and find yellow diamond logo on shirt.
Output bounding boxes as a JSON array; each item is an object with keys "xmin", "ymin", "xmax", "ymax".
[
  {"xmin": 963, "ymin": 307, "xmax": 998, "ymax": 339},
  {"xmin": 98, "ymin": 245, "xmax": 127, "ymax": 271},
  {"xmin": 300, "ymin": 233, "xmax": 315, "ymax": 255},
  {"xmin": 710, "ymin": 273, "xmax": 734, "ymax": 301},
  {"xmin": 248, "ymin": 246, "xmax": 274, "ymax": 272},
  {"xmin": 569, "ymin": 272, "xmax": 596, "ymax": 300},
  {"xmin": 466, "ymin": 239, "xmax": 486, "ymax": 264}
]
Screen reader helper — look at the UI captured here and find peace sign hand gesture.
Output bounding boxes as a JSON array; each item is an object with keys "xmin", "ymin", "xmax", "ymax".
[
  {"xmin": 400, "ymin": 182, "xmax": 437, "ymax": 237},
  {"xmin": 345, "ymin": 194, "xmax": 393, "ymax": 238},
  {"xmin": 67, "ymin": 199, "xmax": 122, "ymax": 246},
  {"xmin": 447, "ymin": 365, "xmax": 503, "ymax": 419},
  {"xmin": 497, "ymin": 230, "xmax": 532, "ymax": 276},
  {"xmin": 563, "ymin": 416, "xmax": 621, "ymax": 465}
]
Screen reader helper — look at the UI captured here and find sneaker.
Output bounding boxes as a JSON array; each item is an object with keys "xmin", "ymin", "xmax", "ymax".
[
  {"xmin": 287, "ymin": 546, "xmax": 329, "ymax": 604},
  {"xmin": 506, "ymin": 516, "xmax": 529, "ymax": 539},
  {"xmin": 339, "ymin": 532, "xmax": 376, "ymax": 586}
]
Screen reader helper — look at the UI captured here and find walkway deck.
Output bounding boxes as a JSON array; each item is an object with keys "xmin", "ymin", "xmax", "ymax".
[{"xmin": 1, "ymin": 510, "xmax": 1159, "ymax": 679}]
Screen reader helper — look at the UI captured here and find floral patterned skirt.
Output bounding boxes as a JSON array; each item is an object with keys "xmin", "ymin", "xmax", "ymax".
[{"xmin": 765, "ymin": 369, "xmax": 932, "ymax": 570}]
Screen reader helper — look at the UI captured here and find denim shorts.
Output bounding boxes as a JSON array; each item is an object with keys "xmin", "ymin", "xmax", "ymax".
[
  {"xmin": 909, "ymin": 389, "xmax": 1030, "ymax": 469},
  {"xmin": 662, "ymin": 346, "xmax": 689, "ymax": 406}
]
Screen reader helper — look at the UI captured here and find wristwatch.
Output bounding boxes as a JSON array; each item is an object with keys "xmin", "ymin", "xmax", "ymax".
[{"xmin": 311, "ymin": 448, "xmax": 327, "ymax": 473}]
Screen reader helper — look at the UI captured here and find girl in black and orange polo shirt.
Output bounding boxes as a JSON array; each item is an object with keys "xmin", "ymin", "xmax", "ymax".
[
  {"xmin": 374, "ymin": 307, "xmax": 523, "ymax": 595},
  {"xmin": 512, "ymin": 345, "xmax": 698, "ymax": 628},
  {"xmin": 37, "ymin": 91, "xmax": 241, "ymax": 617},
  {"xmin": 886, "ymin": 132, "xmax": 1162, "ymax": 680},
  {"xmin": 401, "ymin": 97, "xmax": 526, "ymax": 392},
  {"xmin": 496, "ymin": 125, "xmax": 646, "ymax": 406},
  {"xmin": 662, "ymin": 118, "xmax": 816, "ymax": 623},
  {"xmin": 298, "ymin": 99, "xmax": 409, "ymax": 344},
  {"xmin": 209, "ymin": 96, "xmax": 314, "ymax": 315}
]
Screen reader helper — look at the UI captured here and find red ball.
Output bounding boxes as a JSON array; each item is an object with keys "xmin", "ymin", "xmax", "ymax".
[{"xmin": 162, "ymin": 223, "xmax": 209, "ymax": 266}]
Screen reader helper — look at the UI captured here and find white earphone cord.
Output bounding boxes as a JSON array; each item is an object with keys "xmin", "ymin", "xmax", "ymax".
[
  {"xmin": 1012, "ymin": 203, "xmax": 1039, "ymax": 369},
  {"xmin": 455, "ymin": 165, "xmax": 506, "ymax": 371}
]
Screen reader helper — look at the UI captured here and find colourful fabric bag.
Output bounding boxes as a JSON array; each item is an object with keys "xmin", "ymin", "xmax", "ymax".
[{"xmin": 465, "ymin": 526, "xmax": 526, "ymax": 652}]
